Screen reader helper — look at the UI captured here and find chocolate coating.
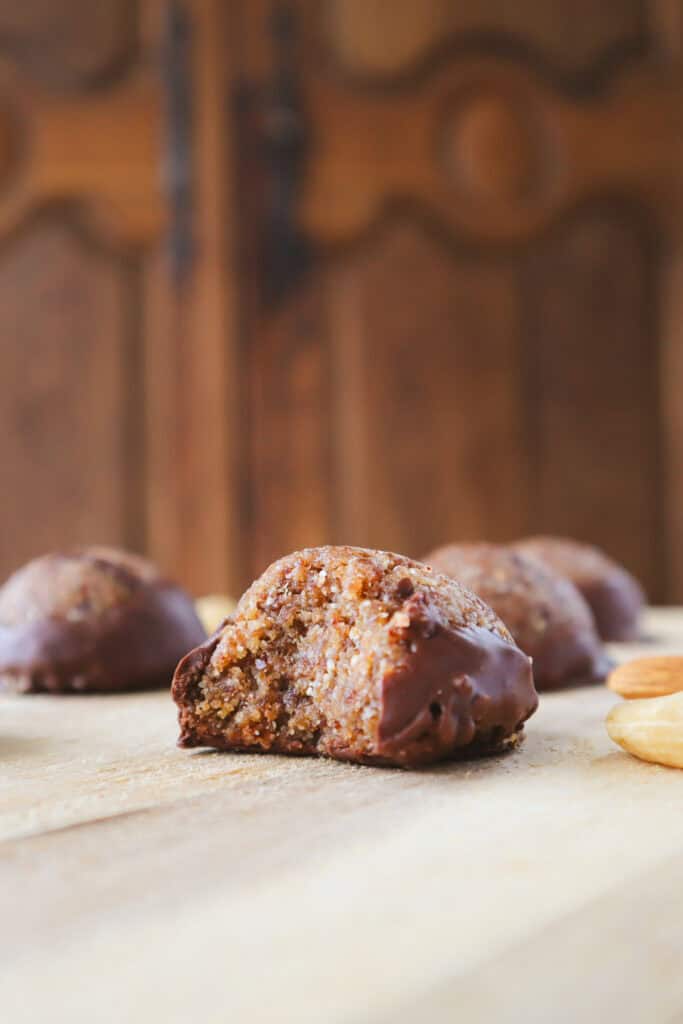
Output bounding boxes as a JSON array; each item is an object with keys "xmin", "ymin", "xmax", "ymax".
[
  {"xmin": 377, "ymin": 619, "xmax": 535, "ymax": 762},
  {"xmin": 515, "ymin": 536, "xmax": 645, "ymax": 642},
  {"xmin": 173, "ymin": 545, "xmax": 538, "ymax": 768},
  {"xmin": 0, "ymin": 548, "xmax": 206, "ymax": 693},
  {"xmin": 424, "ymin": 543, "xmax": 609, "ymax": 691}
]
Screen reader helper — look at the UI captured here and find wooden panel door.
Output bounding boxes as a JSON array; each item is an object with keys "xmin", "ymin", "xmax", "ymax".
[
  {"xmin": 0, "ymin": 0, "xmax": 237, "ymax": 595},
  {"xmin": 0, "ymin": 1, "xmax": 160, "ymax": 579},
  {"xmin": 230, "ymin": 0, "xmax": 683, "ymax": 601}
]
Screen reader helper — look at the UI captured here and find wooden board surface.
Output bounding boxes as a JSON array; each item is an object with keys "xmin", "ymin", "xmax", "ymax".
[{"xmin": 2, "ymin": 610, "xmax": 683, "ymax": 1023}]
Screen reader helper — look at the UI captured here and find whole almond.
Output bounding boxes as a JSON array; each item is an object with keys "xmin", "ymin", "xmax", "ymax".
[
  {"xmin": 606, "ymin": 656, "xmax": 683, "ymax": 699},
  {"xmin": 606, "ymin": 691, "xmax": 683, "ymax": 768}
]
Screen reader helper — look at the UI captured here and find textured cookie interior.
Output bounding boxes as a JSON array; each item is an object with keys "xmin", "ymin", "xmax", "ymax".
[
  {"xmin": 175, "ymin": 546, "xmax": 519, "ymax": 762},
  {"xmin": 183, "ymin": 556, "xmax": 405, "ymax": 756}
]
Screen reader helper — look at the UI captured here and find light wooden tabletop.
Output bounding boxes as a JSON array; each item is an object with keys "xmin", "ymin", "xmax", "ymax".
[{"xmin": 2, "ymin": 609, "xmax": 683, "ymax": 1024}]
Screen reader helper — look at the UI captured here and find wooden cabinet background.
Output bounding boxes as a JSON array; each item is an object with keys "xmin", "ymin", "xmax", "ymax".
[
  {"xmin": 0, "ymin": 0, "xmax": 235, "ymax": 596},
  {"xmin": 1, "ymin": 0, "xmax": 682, "ymax": 602}
]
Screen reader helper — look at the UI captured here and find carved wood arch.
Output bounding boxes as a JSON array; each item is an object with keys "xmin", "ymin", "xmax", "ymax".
[
  {"xmin": 0, "ymin": 0, "xmax": 238, "ymax": 597},
  {"xmin": 236, "ymin": 0, "xmax": 683, "ymax": 600}
]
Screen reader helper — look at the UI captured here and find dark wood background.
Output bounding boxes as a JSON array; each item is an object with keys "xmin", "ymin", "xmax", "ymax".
[{"xmin": 1, "ymin": 0, "xmax": 682, "ymax": 601}]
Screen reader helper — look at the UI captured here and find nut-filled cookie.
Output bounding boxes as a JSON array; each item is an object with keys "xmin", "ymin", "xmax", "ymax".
[
  {"xmin": 515, "ymin": 536, "xmax": 644, "ymax": 642},
  {"xmin": 172, "ymin": 546, "xmax": 538, "ymax": 768},
  {"xmin": 424, "ymin": 543, "xmax": 608, "ymax": 691},
  {"xmin": 0, "ymin": 547, "xmax": 206, "ymax": 693}
]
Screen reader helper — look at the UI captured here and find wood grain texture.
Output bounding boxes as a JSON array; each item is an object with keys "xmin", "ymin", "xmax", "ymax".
[
  {"xmin": 0, "ymin": 2, "xmax": 162, "ymax": 583},
  {"xmin": 0, "ymin": 217, "xmax": 135, "ymax": 578},
  {"xmin": 660, "ymin": 243, "xmax": 683, "ymax": 601},
  {"xmin": 1, "ymin": 0, "xmax": 681, "ymax": 609},
  {"xmin": 235, "ymin": 0, "xmax": 682, "ymax": 603},
  {"xmin": 522, "ymin": 210, "xmax": 662, "ymax": 599},
  {"xmin": 388, "ymin": 851, "xmax": 683, "ymax": 1023},
  {"xmin": 2, "ymin": 610, "xmax": 683, "ymax": 1023},
  {"xmin": 245, "ymin": 284, "xmax": 333, "ymax": 582},
  {"xmin": 0, "ymin": 0, "xmax": 240, "ymax": 597},
  {"xmin": 235, "ymin": 2, "xmax": 334, "ymax": 587},
  {"xmin": 143, "ymin": 0, "xmax": 239, "ymax": 595},
  {"xmin": 328, "ymin": 220, "xmax": 529, "ymax": 556},
  {"xmin": 649, "ymin": 0, "xmax": 683, "ymax": 62},
  {"xmin": 0, "ymin": 0, "xmax": 138, "ymax": 87},
  {"xmin": 650, "ymin": 0, "xmax": 683, "ymax": 574},
  {"xmin": 320, "ymin": 0, "xmax": 645, "ymax": 78},
  {"xmin": 299, "ymin": 59, "xmax": 682, "ymax": 246},
  {"xmin": 0, "ymin": 67, "xmax": 165, "ymax": 246}
]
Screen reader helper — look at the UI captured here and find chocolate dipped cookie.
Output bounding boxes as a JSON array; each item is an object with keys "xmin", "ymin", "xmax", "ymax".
[
  {"xmin": 424, "ymin": 543, "xmax": 608, "ymax": 691},
  {"xmin": 0, "ymin": 547, "xmax": 206, "ymax": 693},
  {"xmin": 173, "ymin": 546, "xmax": 538, "ymax": 768},
  {"xmin": 515, "ymin": 536, "xmax": 644, "ymax": 642}
]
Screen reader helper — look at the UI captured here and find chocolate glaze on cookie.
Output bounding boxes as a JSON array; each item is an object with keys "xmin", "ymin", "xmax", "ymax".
[
  {"xmin": 424, "ymin": 543, "xmax": 609, "ymax": 691},
  {"xmin": 515, "ymin": 536, "xmax": 644, "ymax": 642},
  {"xmin": 0, "ymin": 547, "xmax": 206, "ymax": 693},
  {"xmin": 172, "ymin": 546, "xmax": 538, "ymax": 768}
]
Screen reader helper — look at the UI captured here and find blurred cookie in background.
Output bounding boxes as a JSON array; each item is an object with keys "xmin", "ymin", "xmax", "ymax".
[
  {"xmin": 0, "ymin": 547, "xmax": 206, "ymax": 694},
  {"xmin": 515, "ymin": 536, "xmax": 644, "ymax": 642},
  {"xmin": 424, "ymin": 542, "xmax": 609, "ymax": 691}
]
